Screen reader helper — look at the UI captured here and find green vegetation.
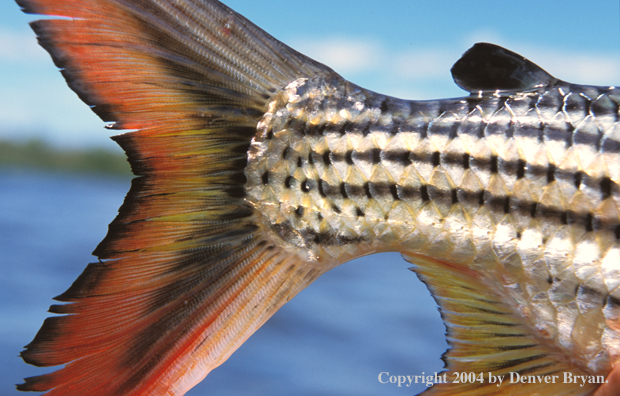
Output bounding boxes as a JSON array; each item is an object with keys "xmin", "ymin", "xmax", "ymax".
[{"xmin": 0, "ymin": 139, "xmax": 132, "ymax": 178}]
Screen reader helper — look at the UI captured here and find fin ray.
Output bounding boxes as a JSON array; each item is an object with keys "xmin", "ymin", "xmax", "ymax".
[
  {"xmin": 17, "ymin": 0, "xmax": 333, "ymax": 394},
  {"xmin": 404, "ymin": 253, "xmax": 601, "ymax": 396}
]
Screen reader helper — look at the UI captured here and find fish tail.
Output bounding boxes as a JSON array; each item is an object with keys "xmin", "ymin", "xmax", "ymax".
[
  {"xmin": 404, "ymin": 253, "xmax": 601, "ymax": 396},
  {"xmin": 16, "ymin": 0, "xmax": 332, "ymax": 394}
]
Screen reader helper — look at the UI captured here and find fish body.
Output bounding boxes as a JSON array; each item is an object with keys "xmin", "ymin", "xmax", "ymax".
[
  {"xmin": 247, "ymin": 67, "xmax": 620, "ymax": 390},
  {"xmin": 15, "ymin": 0, "xmax": 620, "ymax": 395}
]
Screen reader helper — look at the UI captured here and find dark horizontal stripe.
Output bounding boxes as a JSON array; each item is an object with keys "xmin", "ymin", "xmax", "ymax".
[
  {"xmin": 344, "ymin": 183, "xmax": 364, "ymax": 198},
  {"xmin": 329, "ymin": 151, "xmax": 353, "ymax": 165},
  {"xmin": 409, "ymin": 150, "xmax": 435, "ymax": 164},
  {"xmin": 573, "ymin": 128, "xmax": 602, "ymax": 149},
  {"xmin": 442, "ymin": 152, "xmax": 471, "ymax": 169},
  {"xmin": 382, "ymin": 150, "xmax": 412, "ymax": 166},
  {"xmin": 279, "ymin": 91, "xmax": 620, "ymax": 159},
  {"xmin": 300, "ymin": 227, "xmax": 365, "ymax": 246},
  {"xmin": 310, "ymin": 145, "xmax": 618, "ymax": 200},
  {"xmin": 304, "ymin": 178, "xmax": 619, "ymax": 236},
  {"xmin": 602, "ymin": 136, "xmax": 620, "ymax": 153},
  {"xmin": 295, "ymin": 120, "xmax": 374, "ymax": 137},
  {"xmin": 543, "ymin": 124, "xmax": 574, "ymax": 145},
  {"xmin": 591, "ymin": 96, "xmax": 620, "ymax": 120},
  {"xmin": 352, "ymin": 148, "xmax": 382, "ymax": 164}
]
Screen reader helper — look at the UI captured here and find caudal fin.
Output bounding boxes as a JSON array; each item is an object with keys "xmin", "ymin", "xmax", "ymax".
[{"xmin": 16, "ymin": 0, "xmax": 333, "ymax": 394}]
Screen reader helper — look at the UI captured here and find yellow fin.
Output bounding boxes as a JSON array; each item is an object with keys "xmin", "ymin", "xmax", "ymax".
[{"xmin": 403, "ymin": 253, "xmax": 604, "ymax": 395}]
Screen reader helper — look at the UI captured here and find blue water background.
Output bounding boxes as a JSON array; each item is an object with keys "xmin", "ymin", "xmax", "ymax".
[{"xmin": 1, "ymin": 171, "xmax": 447, "ymax": 395}]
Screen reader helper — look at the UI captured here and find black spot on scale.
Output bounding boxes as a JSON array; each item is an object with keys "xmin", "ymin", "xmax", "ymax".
[
  {"xmin": 322, "ymin": 150, "xmax": 331, "ymax": 165},
  {"xmin": 601, "ymin": 176, "xmax": 612, "ymax": 199},
  {"xmin": 390, "ymin": 184, "xmax": 400, "ymax": 200},
  {"xmin": 585, "ymin": 213, "xmax": 594, "ymax": 232},
  {"xmin": 318, "ymin": 180, "xmax": 327, "ymax": 197},
  {"xmin": 547, "ymin": 275, "xmax": 553, "ymax": 284},
  {"xmin": 297, "ymin": 157, "xmax": 302, "ymax": 168},
  {"xmin": 372, "ymin": 148, "xmax": 381, "ymax": 164},
  {"xmin": 451, "ymin": 189, "xmax": 458, "ymax": 205},
  {"xmin": 530, "ymin": 202, "xmax": 537, "ymax": 218},
  {"xmin": 339, "ymin": 121, "xmax": 352, "ymax": 136},
  {"xmin": 420, "ymin": 185, "xmax": 430, "ymax": 202},
  {"xmin": 261, "ymin": 171, "xmax": 269, "ymax": 185},
  {"xmin": 356, "ymin": 207, "xmax": 365, "ymax": 217},
  {"xmin": 301, "ymin": 180, "xmax": 311, "ymax": 193},
  {"xmin": 284, "ymin": 176, "xmax": 293, "ymax": 189},
  {"xmin": 295, "ymin": 206, "xmax": 304, "ymax": 217},
  {"xmin": 561, "ymin": 211, "xmax": 568, "ymax": 225},
  {"xmin": 503, "ymin": 197, "xmax": 510, "ymax": 214},
  {"xmin": 615, "ymin": 225, "xmax": 620, "ymax": 240},
  {"xmin": 345, "ymin": 151, "xmax": 354, "ymax": 165},
  {"xmin": 308, "ymin": 152, "xmax": 314, "ymax": 165},
  {"xmin": 478, "ymin": 191, "xmax": 485, "ymax": 206},
  {"xmin": 282, "ymin": 146, "xmax": 289, "ymax": 159},
  {"xmin": 432, "ymin": 151, "xmax": 440, "ymax": 167},
  {"xmin": 462, "ymin": 153, "xmax": 470, "ymax": 169},
  {"xmin": 340, "ymin": 183, "xmax": 349, "ymax": 199},
  {"xmin": 490, "ymin": 155, "xmax": 499, "ymax": 174},
  {"xmin": 517, "ymin": 159, "xmax": 526, "ymax": 179},
  {"xmin": 546, "ymin": 163, "xmax": 556, "ymax": 184},
  {"xmin": 364, "ymin": 183, "xmax": 372, "ymax": 199},
  {"xmin": 574, "ymin": 171, "xmax": 583, "ymax": 189},
  {"xmin": 332, "ymin": 205, "xmax": 341, "ymax": 214}
]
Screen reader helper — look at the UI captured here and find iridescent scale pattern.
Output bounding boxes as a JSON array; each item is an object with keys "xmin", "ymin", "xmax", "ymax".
[{"xmin": 246, "ymin": 73, "xmax": 620, "ymax": 374}]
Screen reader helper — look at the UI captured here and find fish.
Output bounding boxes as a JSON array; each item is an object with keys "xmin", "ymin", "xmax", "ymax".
[{"xmin": 14, "ymin": 0, "xmax": 620, "ymax": 395}]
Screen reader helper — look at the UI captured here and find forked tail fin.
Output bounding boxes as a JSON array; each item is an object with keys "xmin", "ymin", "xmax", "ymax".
[{"xmin": 16, "ymin": 0, "xmax": 333, "ymax": 394}]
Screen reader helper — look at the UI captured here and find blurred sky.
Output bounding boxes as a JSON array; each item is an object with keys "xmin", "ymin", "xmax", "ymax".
[{"xmin": 2, "ymin": 0, "xmax": 620, "ymax": 150}]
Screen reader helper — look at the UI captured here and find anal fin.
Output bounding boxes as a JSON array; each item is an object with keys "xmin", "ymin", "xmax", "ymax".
[{"xmin": 403, "ymin": 253, "xmax": 603, "ymax": 396}]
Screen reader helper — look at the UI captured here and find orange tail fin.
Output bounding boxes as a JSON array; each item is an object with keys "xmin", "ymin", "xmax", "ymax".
[{"xmin": 16, "ymin": 0, "xmax": 332, "ymax": 394}]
